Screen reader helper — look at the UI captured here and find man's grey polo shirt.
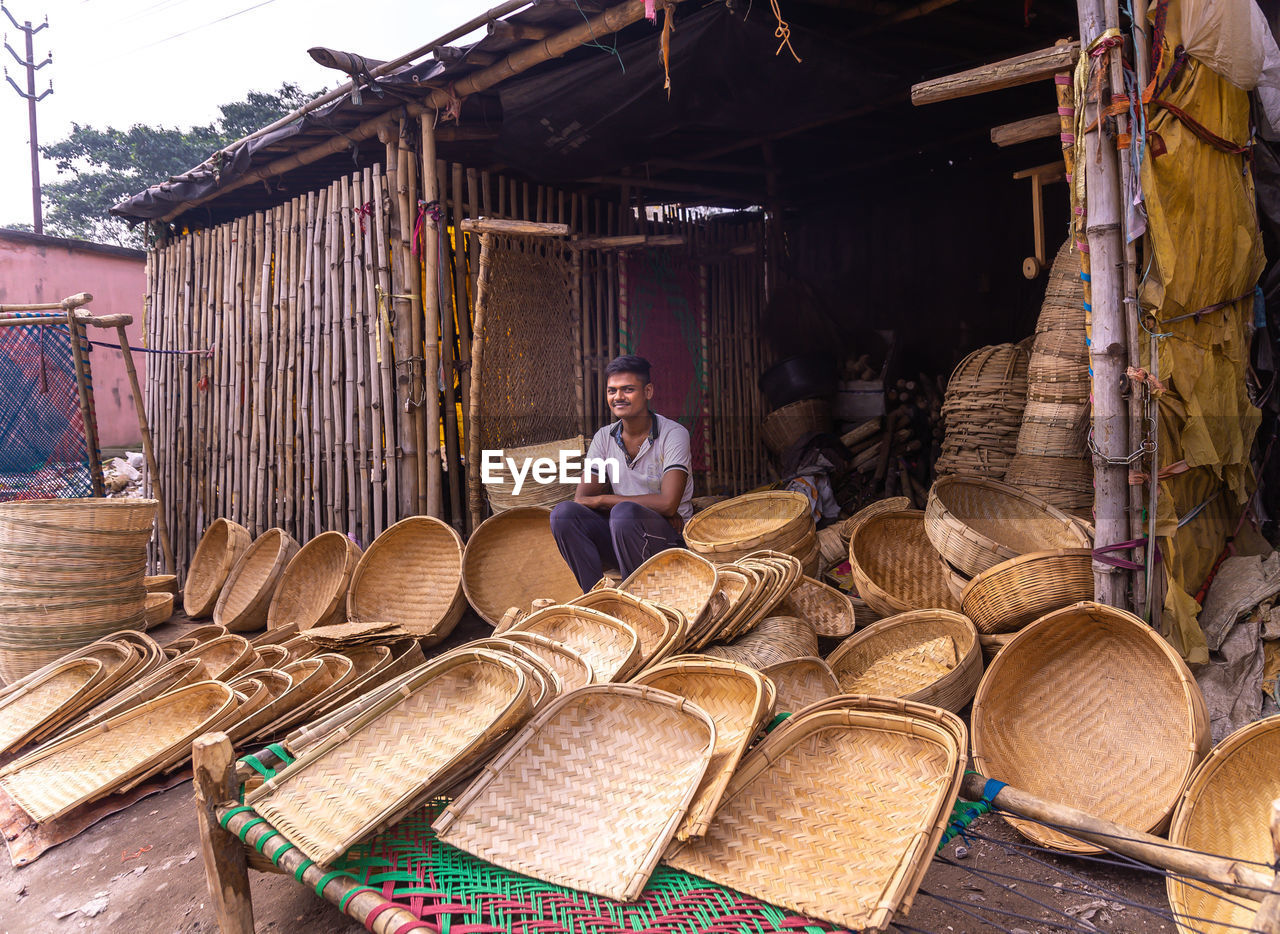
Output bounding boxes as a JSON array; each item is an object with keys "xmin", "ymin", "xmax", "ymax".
[{"xmin": 584, "ymin": 412, "xmax": 694, "ymax": 521}]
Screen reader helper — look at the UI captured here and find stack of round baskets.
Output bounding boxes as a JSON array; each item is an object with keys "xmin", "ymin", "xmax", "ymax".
[
  {"xmin": 1005, "ymin": 239, "xmax": 1093, "ymax": 516},
  {"xmin": 682, "ymin": 491, "xmax": 819, "ymax": 575},
  {"xmin": 935, "ymin": 343, "xmax": 1029, "ymax": 482},
  {"xmin": 0, "ymin": 498, "xmax": 157, "ymax": 682}
]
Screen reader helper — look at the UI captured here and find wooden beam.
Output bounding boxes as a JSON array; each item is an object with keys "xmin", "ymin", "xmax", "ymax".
[
  {"xmin": 434, "ymin": 125, "xmax": 501, "ymax": 142},
  {"xmin": 911, "ymin": 41, "xmax": 1080, "ymax": 106},
  {"xmin": 991, "ymin": 112, "xmax": 1060, "ymax": 147},
  {"xmin": 459, "ymin": 217, "xmax": 569, "ymax": 236},
  {"xmin": 570, "ymin": 233, "xmax": 686, "ymax": 250},
  {"xmin": 1012, "ymin": 160, "xmax": 1066, "ymax": 182}
]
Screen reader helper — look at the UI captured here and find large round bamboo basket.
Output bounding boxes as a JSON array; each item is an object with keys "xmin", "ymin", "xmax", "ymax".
[
  {"xmin": 265, "ymin": 531, "xmax": 362, "ymax": 631},
  {"xmin": 213, "ymin": 529, "xmax": 300, "ymax": 633},
  {"xmin": 972, "ymin": 602, "xmax": 1210, "ymax": 853},
  {"xmin": 961, "ymin": 549, "xmax": 1093, "ymax": 634},
  {"xmin": 848, "ymin": 510, "xmax": 960, "ymax": 617},
  {"xmin": 144, "ymin": 593, "xmax": 174, "ymax": 630},
  {"xmin": 825, "ymin": 610, "xmax": 981, "ymax": 713},
  {"xmin": 462, "ymin": 507, "xmax": 582, "ymax": 627},
  {"xmin": 684, "ymin": 491, "xmax": 813, "ymax": 558},
  {"xmin": 761, "ymin": 398, "xmax": 833, "ymax": 455},
  {"xmin": 183, "ymin": 519, "xmax": 252, "ymax": 618},
  {"xmin": 924, "ymin": 477, "xmax": 1091, "ymax": 578},
  {"xmin": 347, "ymin": 516, "xmax": 466, "ymax": 643},
  {"xmin": 776, "ymin": 576, "xmax": 857, "ymax": 638},
  {"xmin": 1167, "ymin": 716, "xmax": 1280, "ymax": 934},
  {"xmin": 935, "ymin": 343, "xmax": 1029, "ymax": 482}
]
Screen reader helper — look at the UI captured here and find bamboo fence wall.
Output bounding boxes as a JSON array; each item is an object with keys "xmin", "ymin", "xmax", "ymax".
[{"xmin": 144, "ymin": 148, "xmax": 769, "ymax": 575}]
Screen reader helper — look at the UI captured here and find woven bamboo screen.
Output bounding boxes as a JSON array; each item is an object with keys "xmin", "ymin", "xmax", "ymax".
[{"xmin": 476, "ymin": 239, "xmax": 582, "ymax": 451}]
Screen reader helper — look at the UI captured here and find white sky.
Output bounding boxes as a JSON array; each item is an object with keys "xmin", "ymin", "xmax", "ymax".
[{"xmin": 0, "ymin": 0, "xmax": 498, "ymax": 229}]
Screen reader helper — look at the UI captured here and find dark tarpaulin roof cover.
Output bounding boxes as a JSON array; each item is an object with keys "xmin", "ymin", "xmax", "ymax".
[{"xmin": 113, "ymin": 3, "xmax": 898, "ymax": 222}]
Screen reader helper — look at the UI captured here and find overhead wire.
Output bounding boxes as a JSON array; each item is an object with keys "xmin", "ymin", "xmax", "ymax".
[{"xmin": 132, "ymin": 0, "xmax": 284, "ymax": 51}]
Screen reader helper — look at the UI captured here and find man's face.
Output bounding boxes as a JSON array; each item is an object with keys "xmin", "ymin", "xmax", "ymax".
[{"xmin": 606, "ymin": 371, "xmax": 652, "ymax": 418}]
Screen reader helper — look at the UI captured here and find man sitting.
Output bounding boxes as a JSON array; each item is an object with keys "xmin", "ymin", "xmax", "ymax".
[{"xmin": 551, "ymin": 354, "xmax": 694, "ymax": 591}]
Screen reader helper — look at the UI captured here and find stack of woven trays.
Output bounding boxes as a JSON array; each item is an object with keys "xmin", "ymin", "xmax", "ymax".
[
  {"xmin": 0, "ymin": 498, "xmax": 157, "ymax": 683},
  {"xmin": 935, "ymin": 343, "xmax": 1029, "ymax": 481},
  {"xmin": 683, "ymin": 491, "xmax": 819, "ymax": 576},
  {"xmin": 1006, "ymin": 239, "xmax": 1093, "ymax": 516}
]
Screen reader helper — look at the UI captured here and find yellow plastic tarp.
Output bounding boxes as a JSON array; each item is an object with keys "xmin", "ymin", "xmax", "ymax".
[{"xmin": 1139, "ymin": 2, "xmax": 1265, "ymax": 663}]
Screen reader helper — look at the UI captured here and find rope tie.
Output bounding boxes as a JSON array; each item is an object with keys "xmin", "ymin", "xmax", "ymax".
[{"xmin": 769, "ymin": 0, "xmax": 801, "ymax": 62}]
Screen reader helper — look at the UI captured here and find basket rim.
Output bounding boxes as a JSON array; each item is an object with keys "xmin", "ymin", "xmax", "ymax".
[
  {"xmin": 461, "ymin": 506, "xmax": 580, "ymax": 627},
  {"xmin": 848, "ymin": 509, "xmax": 961, "ymax": 616},
  {"xmin": 183, "ymin": 518, "xmax": 252, "ymax": 618},
  {"xmin": 346, "ymin": 515, "xmax": 465, "ymax": 637},
  {"xmin": 683, "ymin": 491, "xmax": 811, "ymax": 550}
]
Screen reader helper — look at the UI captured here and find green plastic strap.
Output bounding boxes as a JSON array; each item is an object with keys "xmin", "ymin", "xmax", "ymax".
[
  {"xmin": 270, "ymin": 841, "xmax": 298, "ymax": 867},
  {"xmin": 265, "ymin": 742, "xmax": 294, "ymax": 764},
  {"xmin": 218, "ymin": 805, "xmax": 255, "ymax": 830},
  {"xmin": 338, "ymin": 884, "xmax": 378, "ymax": 913},
  {"xmin": 239, "ymin": 754, "xmax": 276, "ymax": 781},
  {"xmin": 765, "ymin": 712, "xmax": 792, "ymax": 732},
  {"xmin": 253, "ymin": 829, "xmax": 281, "ymax": 854},
  {"xmin": 293, "ymin": 858, "xmax": 316, "ymax": 883},
  {"xmin": 316, "ymin": 869, "xmax": 358, "ymax": 897},
  {"xmin": 235, "ymin": 817, "xmax": 268, "ymax": 842}
]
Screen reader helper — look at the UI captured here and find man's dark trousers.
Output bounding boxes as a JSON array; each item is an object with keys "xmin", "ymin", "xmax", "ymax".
[{"xmin": 550, "ymin": 501, "xmax": 684, "ymax": 591}]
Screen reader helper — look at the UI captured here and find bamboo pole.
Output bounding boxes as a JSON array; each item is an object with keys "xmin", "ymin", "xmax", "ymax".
[
  {"xmin": 382, "ymin": 138, "xmax": 420, "ymax": 522},
  {"xmin": 1251, "ymin": 801, "xmax": 1280, "ymax": 933},
  {"xmin": 419, "ymin": 116, "xmax": 444, "ymax": 520},
  {"xmin": 450, "ymin": 162, "xmax": 473, "ymax": 459},
  {"xmin": 467, "ymin": 233, "xmax": 494, "ymax": 531},
  {"xmin": 373, "ymin": 166, "xmax": 398, "ymax": 532},
  {"xmin": 304, "ymin": 191, "xmax": 324, "ymax": 535},
  {"xmin": 66, "ymin": 312, "xmax": 106, "ymax": 497},
  {"xmin": 192, "ymin": 735, "xmax": 254, "ymax": 934},
  {"xmin": 115, "ymin": 324, "xmax": 174, "ymax": 572},
  {"xmin": 436, "ymin": 157, "xmax": 464, "ymax": 528},
  {"xmin": 341, "ymin": 177, "xmax": 359, "ymax": 535},
  {"xmin": 1077, "ymin": 0, "xmax": 1132, "ymax": 609}
]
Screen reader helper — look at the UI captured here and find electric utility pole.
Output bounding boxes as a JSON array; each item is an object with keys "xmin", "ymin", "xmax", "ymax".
[{"xmin": 2, "ymin": 4, "xmax": 51, "ymax": 235}]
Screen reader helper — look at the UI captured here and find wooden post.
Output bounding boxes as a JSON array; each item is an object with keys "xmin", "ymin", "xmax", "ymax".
[
  {"xmin": 192, "ymin": 733, "xmax": 254, "ymax": 934},
  {"xmin": 1076, "ymin": 0, "xmax": 1131, "ymax": 609},
  {"xmin": 65, "ymin": 310, "xmax": 106, "ymax": 497},
  {"xmin": 115, "ymin": 325, "xmax": 175, "ymax": 573},
  {"xmin": 1251, "ymin": 800, "xmax": 1280, "ymax": 933}
]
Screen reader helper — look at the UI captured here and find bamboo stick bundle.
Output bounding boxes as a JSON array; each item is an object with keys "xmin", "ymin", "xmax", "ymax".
[
  {"xmin": 356, "ymin": 167, "xmax": 382, "ymax": 542},
  {"xmin": 301, "ymin": 190, "xmax": 320, "ymax": 537},
  {"xmin": 416, "ymin": 121, "xmax": 443, "ymax": 521},
  {"xmin": 350, "ymin": 169, "xmax": 373, "ymax": 545},
  {"xmin": 451, "ymin": 162, "xmax": 473, "ymax": 447},
  {"xmin": 279, "ymin": 199, "xmax": 296, "ymax": 536},
  {"xmin": 394, "ymin": 138, "xmax": 427, "ymax": 520},
  {"xmin": 327, "ymin": 181, "xmax": 347, "ymax": 533},
  {"xmin": 289, "ymin": 195, "xmax": 306, "ymax": 540},
  {"xmin": 228, "ymin": 217, "xmax": 244, "ymax": 527}
]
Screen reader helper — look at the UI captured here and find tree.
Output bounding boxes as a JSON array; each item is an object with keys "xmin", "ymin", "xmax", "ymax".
[{"xmin": 39, "ymin": 83, "xmax": 319, "ymax": 248}]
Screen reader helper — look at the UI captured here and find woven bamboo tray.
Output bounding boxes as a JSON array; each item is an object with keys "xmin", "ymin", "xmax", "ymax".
[
  {"xmin": 684, "ymin": 491, "xmax": 812, "ymax": 557},
  {"xmin": 0, "ymin": 681, "xmax": 236, "ymax": 822},
  {"xmin": 461, "ymin": 639, "xmax": 562, "ymax": 708},
  {"xmin": 924, "ymin": 477, "xmax": 1091, "ymax": 578},
  {"xmin": 462, "ymin": 507, "xmax": 582, "ymax": 627},
  {"xmin": 500, "ymin": 631, "xmax": 594, "ymax": 689},
  {"xmin": 144, "ymin": 574, "xmax": 178, "ymax": 595},
  {"xmin": 347, "ymin": 516, "xmax": 466, "ymax": 643},
  {"xmin": 435, "ymin": 683, "xmax": 716, "ymax": 901},
  {"xmin": 761, "ymin": 656, "xmax": 839, "ymax": 714},
  {"xmin": 70, "ymin": 657, "xmax": 209, "ymax": 733},
  {"xmin": 214, "ymin": 529, "xmax": 300, "ymax": 633},
  {"xmin": 508, "ymin": 605, "xmax": 641, "ymax": 683},
  {"xmin": 620, "ymin": 549, "xmax": 718, "ymax": 631},
  {"xmin": 761, "ymin": 399, "xmax": 832, "ymax": 455},
  {"xmin": 777, "ymin": 576, "xmax": 857, "ymax": 638},
  {"xmin": 0, "ymin": 658, "xmax": 104, "ymax": 754},
  {"xmin": 228, "ymin": 658, "xmax": 330, "ymax": 744},
  {"xmin": 972, "ymin": 602, "xmax": 1210, "ymax": 854},
  {"xmin": 826, "ymin": 610, "xmax": 982, "ymax": 713},
  {"xmin": 172, "ymin": 634, "xmax": 257, "ymax": 682},
  {"xmin": 183, "ymin": 519, "xmax": 252, "ymax": 618},
  {"xmin": 848, "ymin": 510, "xmax": 961, "ymax": 617},
  {"xmin": 569, "ymin": 589, "xmax": 674, "ymax": 669},
  {"xmin": 961, "ymin": 549, "xmax": 1094, "ymax": 634},
  {"xmin": 703, "ymin": 615, "xmax": 817, "ymax": 670},
  {"xmin": 248, "ymin": 649, "xmax": 533, "ymax": 865},
  {"xmin": 483, "ymin": 436, "xmax": 586, "ymax": 512},
  {"xmin": 665, "ymin": 698, "xmax": 966, "ymax": 932},
  {"xmin": 247, "ymin": 654, "xmax": 356, "ymax": 741},
  {"xmin": 634, "ymin": 658, "xmax": 772, "ymax": 840},
  {"xmin": 1167, "ymin": 716, "xmax": 1280, "ymax": 934},
  {"xmin": 26, "ymin": 642, "xmax": 144, "ymax": 743},
  {"xmin": 265, "ymin": 532, "xmax": 362, "ymax": 632},
  {"xmin": 144, "ymin": 592, "xmax": 174, "ymax": 630}
]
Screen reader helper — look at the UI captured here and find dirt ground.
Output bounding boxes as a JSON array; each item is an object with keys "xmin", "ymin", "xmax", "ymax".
[{"xmin": 0, "ymin": 617, "xmax": 1181, "ymax": 934}]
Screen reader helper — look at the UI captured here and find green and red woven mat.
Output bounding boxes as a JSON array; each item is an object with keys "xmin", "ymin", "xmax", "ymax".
[{"xmin": 333, "ymin": 798, "xmax": 853, "ymax": 934}]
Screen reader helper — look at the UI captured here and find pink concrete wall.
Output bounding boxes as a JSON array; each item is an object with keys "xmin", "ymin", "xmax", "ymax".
[{"xmin": 0, "ymin": 231, "xmax": 147, "ymax": 450}]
